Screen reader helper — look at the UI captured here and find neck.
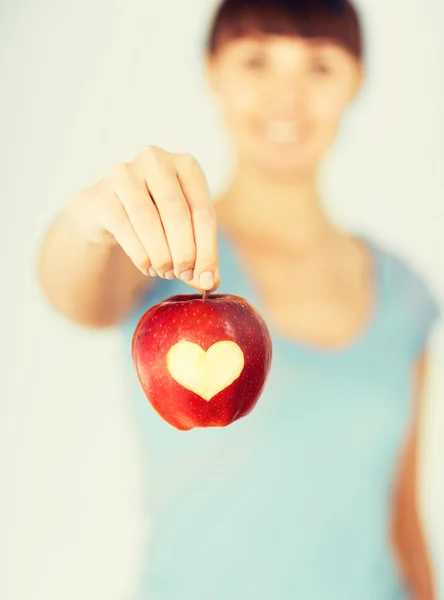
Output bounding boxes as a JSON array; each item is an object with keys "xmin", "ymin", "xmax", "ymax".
[{"xmin": 216, "ymin": 161, "xmax": 337, "ymax": 248}]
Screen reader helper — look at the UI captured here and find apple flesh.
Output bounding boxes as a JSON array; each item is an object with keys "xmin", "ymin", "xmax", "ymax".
[{"xmin": 132, "ymin": 294, "xmax": 273, "ymax": 430}]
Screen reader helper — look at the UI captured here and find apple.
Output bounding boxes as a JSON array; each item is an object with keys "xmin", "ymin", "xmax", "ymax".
[{"xmin": 132, "ymin": 293, "xmax": 272, "ymax": 430}]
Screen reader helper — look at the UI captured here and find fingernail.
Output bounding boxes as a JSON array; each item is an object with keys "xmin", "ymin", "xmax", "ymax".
[
  {"xmin": 164, "ymin": 269, "xmax": 175, "ymax": 280},
  {"xmin": 149, "ymin": 267, "xmax": 157, "ymax": 277},
  {"xmin": 199, "ymin": 271, "xmax": 214, "ymax": 290},
  {"xmin": 179, "ymin": 269, "xmax": 194, "ymax": 281}
]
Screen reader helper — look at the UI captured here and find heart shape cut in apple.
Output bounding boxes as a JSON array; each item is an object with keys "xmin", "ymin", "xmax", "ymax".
[
  {"xmin": 166, "ymin": 340, "xmax": 245, "ymax": 401},
  {"xmin": 132, "ymin": 293, "xmax": 272, "ymax": 430}
]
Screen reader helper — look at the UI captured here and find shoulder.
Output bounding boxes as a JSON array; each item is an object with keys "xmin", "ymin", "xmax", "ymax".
[{"xmin": 368, "ymin": 235, "xmax": 441, "ymax": 355}]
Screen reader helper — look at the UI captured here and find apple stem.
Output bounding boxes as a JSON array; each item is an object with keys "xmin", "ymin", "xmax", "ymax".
[{"xmin": 202, "ymin": 290, "xmax": 207, "ymax": 301}]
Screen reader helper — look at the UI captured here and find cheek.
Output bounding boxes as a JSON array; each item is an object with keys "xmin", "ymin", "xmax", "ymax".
[
  {"xmin": 307, "ymin": 84, "xmax": 353, "ymax": 146},
  {"xmin": 310, "ymin": 78, "xmax": 354, "ymax": 121}
]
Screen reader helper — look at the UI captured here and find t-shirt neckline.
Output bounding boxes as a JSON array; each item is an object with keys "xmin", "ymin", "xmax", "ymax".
[{"xmin": 217, "ymin": 228, "xmax": 383, "ymax": 358}]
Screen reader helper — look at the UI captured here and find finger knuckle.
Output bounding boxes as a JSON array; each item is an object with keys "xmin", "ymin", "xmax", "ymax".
[
  {"xmin": 137, "ymin": 256, "xmax": 152, "ymax": 272},
  {"xmin": 129, "ymin": 196, "xmax": 153, "ymax": 219},
  {"xmin": 193, "ymin": 204, "xmax": 216, "ymax": 224},
  {"xmin": 152, "ymin": 259, "xmax": 173, "ymax": 274},
  {"xmin": 175, "ymin": 253, "xmax": 196, "ymax": 269},
  {"xmin": 175, "ymin": 152, "xmax": 199, "ymax": 173},
  {"xmin": 163, "ymin": 197, "xmax": 189, "ymax": 219},
  {"xmin": 111, "ymin": 206, "xmax": 131, "ymax": 229},
  {"xmin": 109, "ymin": 162, "xmax": 131, "ymax": 185},
  {"xmin": 199, "ymin": 256, "xmax": 217, "ymax": 270},
  {"xmin": 139, "ymin": 144, "xmax": 167, "ymax": 166}
]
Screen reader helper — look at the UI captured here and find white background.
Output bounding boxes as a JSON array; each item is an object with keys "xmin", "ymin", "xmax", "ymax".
[{"xmin": 1, "ymin": 0, "xmax": 443, "ymax": 598}]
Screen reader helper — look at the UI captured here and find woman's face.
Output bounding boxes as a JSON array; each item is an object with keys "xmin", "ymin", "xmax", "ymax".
[{"xmin": 206, "ymin": 35, "xmax": 363, "ymax": 176}]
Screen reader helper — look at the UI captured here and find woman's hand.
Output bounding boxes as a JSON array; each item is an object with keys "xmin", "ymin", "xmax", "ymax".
[{"xmin": 67, "ymin": 145, "xmax": 219, "ymax": 291}]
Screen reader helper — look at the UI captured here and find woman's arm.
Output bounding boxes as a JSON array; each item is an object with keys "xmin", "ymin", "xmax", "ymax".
[
  {"xmin": 39, "ymin": 205, "xmax": 152, "ymax": 328},
  {"xmin": 38, "ymin": 147, "xmax": 219, "ymax": 327},
  {"xmin": 391, "ymin": 354, "xmax": 436, "ymax": 600}
]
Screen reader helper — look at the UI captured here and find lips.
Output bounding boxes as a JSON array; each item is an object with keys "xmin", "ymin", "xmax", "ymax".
[{"xmin": 263, "ymin": 120, "xmax": 305, "ymax": 143}]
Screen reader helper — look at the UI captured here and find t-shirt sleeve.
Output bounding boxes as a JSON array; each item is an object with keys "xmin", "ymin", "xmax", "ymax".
[{"xmin": 391, "ymin": 254, "xmax": 441, "ymax": 357}]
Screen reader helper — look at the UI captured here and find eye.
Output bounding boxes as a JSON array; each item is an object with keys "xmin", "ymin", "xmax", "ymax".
[
  {"xmin": 311, "ymin": 58, "xmax": 332, "ymax": 75},
  {"xmin": 243, "ymin": 52, "xmax": 267, "ymax": 70}
]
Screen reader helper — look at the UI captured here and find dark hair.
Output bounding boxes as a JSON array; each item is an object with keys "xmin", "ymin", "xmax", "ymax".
[{"xmin": 206, "ymin": 0, "xmax": 363, "ymax": 61}]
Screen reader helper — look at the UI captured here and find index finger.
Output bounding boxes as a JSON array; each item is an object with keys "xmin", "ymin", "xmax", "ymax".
[{"xmin": 173, "ymin": 154, "xmax": 219, "ymax": 291}]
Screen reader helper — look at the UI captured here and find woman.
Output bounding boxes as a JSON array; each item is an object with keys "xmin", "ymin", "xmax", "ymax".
[{"xmin": 38, "ymin": 0, "xmax": 440, "ymax": 598}]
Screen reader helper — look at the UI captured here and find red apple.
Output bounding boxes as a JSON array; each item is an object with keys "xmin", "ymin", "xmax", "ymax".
[{"xmin": 132, "ymin": 293, "xmax": 272, "ymax": 430}]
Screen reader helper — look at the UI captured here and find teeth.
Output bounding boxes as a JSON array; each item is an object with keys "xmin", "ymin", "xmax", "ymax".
[{"xmin": 265, "ymin": 121, "xmax": 301, "ymax": 143}]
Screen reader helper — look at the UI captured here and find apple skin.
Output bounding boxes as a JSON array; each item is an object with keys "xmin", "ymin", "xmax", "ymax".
[{"xmin": 132, "ymin": 293, "xmax": 273, "ymax": 430}]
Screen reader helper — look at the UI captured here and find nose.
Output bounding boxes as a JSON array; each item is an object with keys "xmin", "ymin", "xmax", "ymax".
[{"xmin": 266, "ymin": 74, "xmax": 308, "ymax": 118}]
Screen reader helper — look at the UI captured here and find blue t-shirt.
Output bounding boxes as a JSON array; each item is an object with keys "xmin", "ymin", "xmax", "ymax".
[{"xmin": 121, "ymin": 233, "xmax": 439, "ymax": 600}]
